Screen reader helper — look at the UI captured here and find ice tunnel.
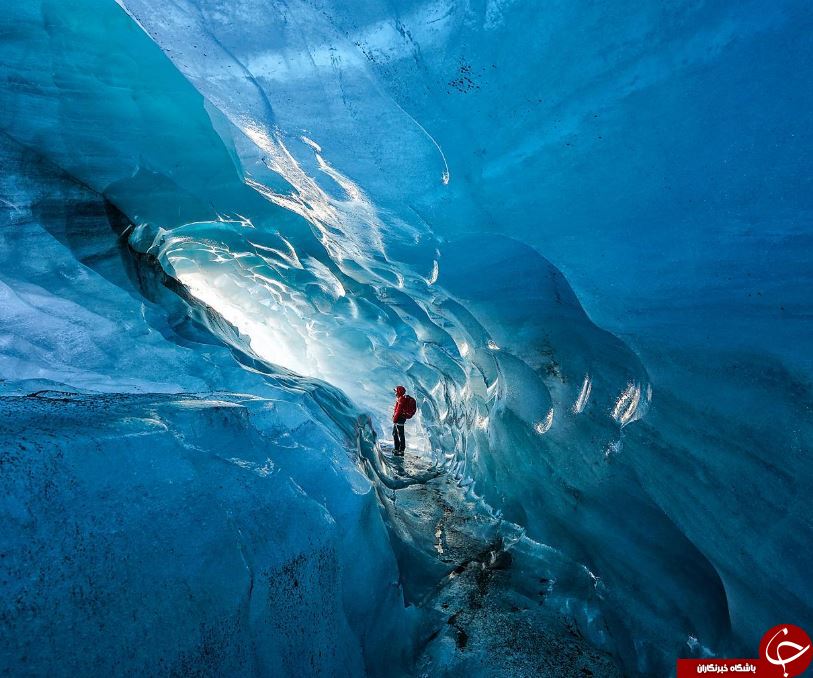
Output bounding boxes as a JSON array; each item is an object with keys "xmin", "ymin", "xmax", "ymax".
[{"xmin": 1, "ymin": 1, "xmax": 811, "ymax": 676}]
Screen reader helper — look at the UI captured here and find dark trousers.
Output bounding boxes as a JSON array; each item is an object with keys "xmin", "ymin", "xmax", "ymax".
[{"xmin": 393, "ymin": 416, "xmax": 406, "ymax": 452}]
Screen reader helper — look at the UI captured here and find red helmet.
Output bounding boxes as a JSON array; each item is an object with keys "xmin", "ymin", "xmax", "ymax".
[{"xmin": 394, "ymin": 385, "xmax": 406, "ymax": 397}]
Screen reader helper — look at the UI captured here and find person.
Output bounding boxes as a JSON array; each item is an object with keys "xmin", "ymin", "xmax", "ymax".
[{"xmin": 392, "ymin": 385, "xmax": 409, "ymax": 456}]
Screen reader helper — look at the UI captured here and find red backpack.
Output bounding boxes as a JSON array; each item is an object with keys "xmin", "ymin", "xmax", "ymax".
[{"xmin": 401, "ymin": 395, "xmax": 417, "ymax": 419}]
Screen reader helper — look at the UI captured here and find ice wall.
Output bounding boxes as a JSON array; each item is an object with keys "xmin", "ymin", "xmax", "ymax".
[
  {"xmin": 1, "ymin": 0, "xmax": 811, "ymax": 675},
  {"xmin": 0, "ymin": 129, "xmax": 414, "ymax": 674}
]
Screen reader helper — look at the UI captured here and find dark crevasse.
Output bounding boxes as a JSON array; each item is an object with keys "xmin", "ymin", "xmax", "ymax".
[{"xmin": 1, "ymin": 0, "xmax": 811, "ymax": 676}]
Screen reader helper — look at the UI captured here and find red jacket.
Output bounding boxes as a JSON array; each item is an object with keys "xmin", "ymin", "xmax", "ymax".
[{"xmin": 392, "ymin": 386, "xmax": 407, "ymax": 422}]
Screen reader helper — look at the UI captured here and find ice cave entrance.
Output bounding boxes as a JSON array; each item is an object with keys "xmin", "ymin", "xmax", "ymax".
[{"xmin": 155, "ymin": 223, "xmax": 433, "ymax": 455}]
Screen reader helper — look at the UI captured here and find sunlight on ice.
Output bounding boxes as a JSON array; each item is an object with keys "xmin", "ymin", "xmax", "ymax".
[
  {"xmin": 572, "ymin": 374, "xmax": 592, "ymax": 414},
  {"xmin": 534, "ymin": 408, "xmax": 554, "ymax": 434},
  {"xmin": 178, "ymin": 271, "xmax": 313, "ymax": 377},
  {"xmin": 611, "ymin": 382, "xmax": 642, "ymax": 426}
]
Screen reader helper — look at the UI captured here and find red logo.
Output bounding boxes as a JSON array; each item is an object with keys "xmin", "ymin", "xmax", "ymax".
[
  {"xmin": 677, "ymin": 625, "xmax": 811, "ymax": 677},
  {"xmin": 760, "ymin": 625, "xmax": 811, "ymax": 677}
]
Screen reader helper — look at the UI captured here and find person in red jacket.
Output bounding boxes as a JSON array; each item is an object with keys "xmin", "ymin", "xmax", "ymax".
[{"xmin": 392, "ymin": 385, "xmax": 409, "ymax": 456}]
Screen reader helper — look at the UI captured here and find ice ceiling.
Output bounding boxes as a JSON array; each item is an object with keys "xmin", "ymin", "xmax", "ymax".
[{"xmin": 1, "ymin": 0, "xmax": 811, "ymax": 675}]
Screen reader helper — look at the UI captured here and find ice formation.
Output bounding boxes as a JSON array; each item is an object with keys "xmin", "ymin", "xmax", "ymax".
[{"xmin": 1, "ymin": 0, "xmax": 811, "ymax": 676}]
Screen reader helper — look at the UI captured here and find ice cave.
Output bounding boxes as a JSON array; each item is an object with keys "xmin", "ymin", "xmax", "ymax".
[{"xmin": 0, "ymin": 1, "xmax": 811, "ymax": 676}]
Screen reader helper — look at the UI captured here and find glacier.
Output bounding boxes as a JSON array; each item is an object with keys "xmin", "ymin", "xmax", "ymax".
[{"xmin": 1, "ymin": 0, "xmax": 811, "ymax": 676}]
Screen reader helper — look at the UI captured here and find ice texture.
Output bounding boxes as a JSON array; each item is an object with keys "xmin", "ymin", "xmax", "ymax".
[
  {"xmin": 0, "ymin": 135, "xmax": 415, "ymax": 675},
  {"xmin": 1, "ymin": 0, "xmax": 811, "ymax": 675}
]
